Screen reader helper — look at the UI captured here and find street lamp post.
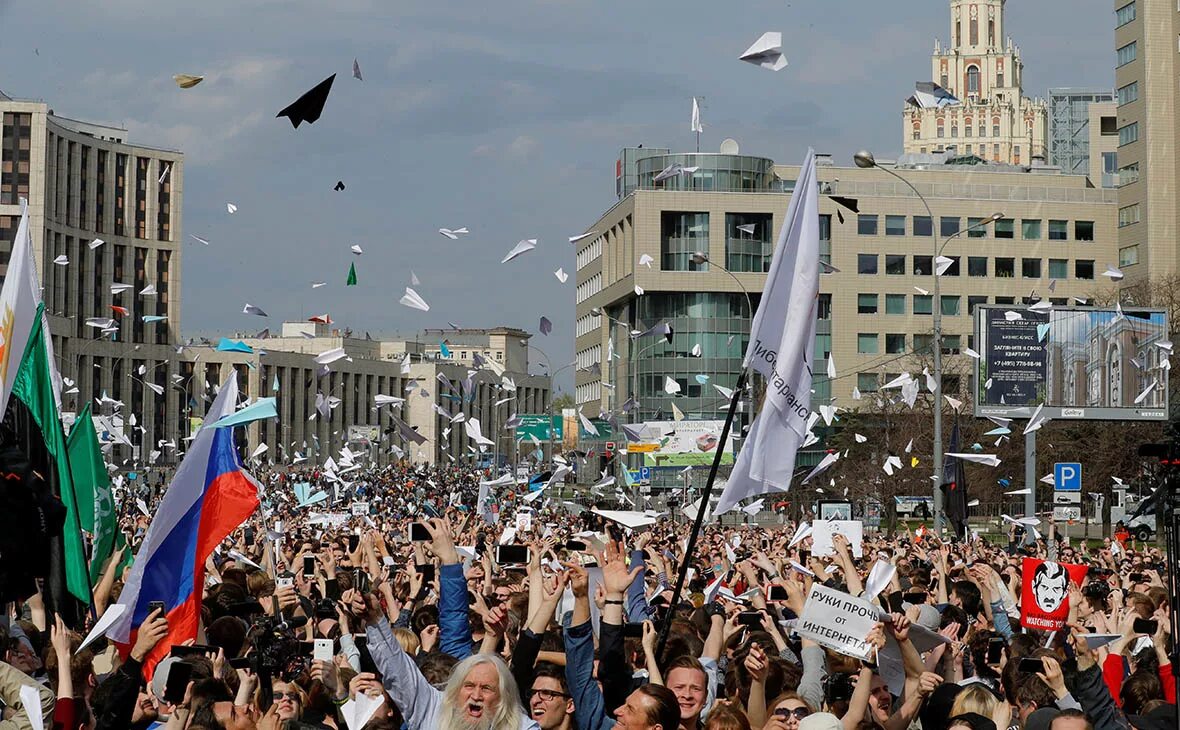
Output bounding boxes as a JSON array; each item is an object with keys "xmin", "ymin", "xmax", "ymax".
[
  {"xmin": 855, "ymin": 149, "xmax": 1001, "ymax": 536},
  {"xmin": 690, "ymin": 251, "xmax": 754, "ymax": 450}
]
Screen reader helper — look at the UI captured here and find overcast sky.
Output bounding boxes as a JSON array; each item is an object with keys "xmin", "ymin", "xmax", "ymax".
[{"xmin": 0, "ymin": 0, "xmax": 1114, "ymax": 391}]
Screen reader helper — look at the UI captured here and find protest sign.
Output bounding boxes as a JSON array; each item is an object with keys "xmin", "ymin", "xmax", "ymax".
[
  {"xmin": 794, "ymin": 583, "xmax": 879, "ymax": 660},
  {"xmin": 1020, "ymin": 558, "xmax": 1088, "ymax": 631},
  {"xmin": 809, "ymin": 520, "xmax": 864, "ymax": 558}
]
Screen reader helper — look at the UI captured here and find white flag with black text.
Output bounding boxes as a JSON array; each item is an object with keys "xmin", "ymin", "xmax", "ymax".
[{"xmin": 715, "ymin": 148, "xmax": 820, "ymax": 514}]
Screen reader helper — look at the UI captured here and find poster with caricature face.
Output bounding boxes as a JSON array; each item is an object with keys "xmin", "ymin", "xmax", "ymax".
[{"xmin": 1020, "ymin": 558, "xmax": 1088, "ymax": 630}]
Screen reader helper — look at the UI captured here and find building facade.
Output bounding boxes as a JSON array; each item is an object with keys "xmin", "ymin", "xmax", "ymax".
[
  {"xmin": 1112, "ymin": 0, "xmax": 1179, "ymax": 280},
  {"xmin": 904, "ymin": 0, "xmax": 1048, "ymax": 165},
  {"xmin": 574, "ymin": 150, "xmax": 1118, "ymax": 460},
  {"xmin": 1047, "ymin": 88, "xmax": 1116, "ymax": 180},
  {"xmin": 1, "ymin": 89, "xmax": 185, "ymax": 464}
]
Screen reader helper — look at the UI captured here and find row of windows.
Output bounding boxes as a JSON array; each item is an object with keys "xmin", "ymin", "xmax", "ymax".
[
  {"xmin": 855, "ymin": 292, "xmax": 1068, "ymax": 318},
  {"xmin": 575, "ymin": 313, "xmax": 602, "ymax": 338},
  {"xmin": 856, "ymin": 254, "xmax": 1095, "ymax": 280},
  {"xmin": 1117, "ymin": 41, "xmax": 1137, "ymax": 67},
  {"xmin": 1119, "ymin": 123, "xmax": 1139, "ymax": 146},
  {"xmin": 575, "ymin": 381, "xmax": 601, "ymax": 406},
  {"xmin": 1119, "ymin": 204, "xmax": 1141, "ymax": 228},
  {"xmin": 1118, "ymin": 82, "xmax": 1139, "ymax": 106},
  {"xmin": 576, "ymin": 345, "xmax": 601, "ymax": 370},
  {"xmin": 858, "ymin": 332, "xmax": 969, "ymax": 355},
  {"xmin": 857, "ymin": 215, "xmax": 1094, "ymax": 242},
  {"xmin": 576, "ymin": 273, "xmax": 601, "ymax": 304},
  {"xmin": 1116, "ymin": 1, "xmax": 1135, "ymax": 28},
  {"xmin": 576, "ymin": 238, "xmax": 602, "ymax": 271}
]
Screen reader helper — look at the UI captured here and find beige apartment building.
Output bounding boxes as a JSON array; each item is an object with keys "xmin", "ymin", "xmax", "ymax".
[
  {"xmin": 903, "ymin": 0, "xmax": 1048, "ymax": 165},
  {"xmin": 574, "ymin": 150, "xmax": 1118, "ymax": 444},
  {"xmin": 0, "ymin": 89, "xmax": 548, "ymax": 468},
  {"xmin": 1112, "ymin": 0, "xmax": 1179, "ymax": 280}
]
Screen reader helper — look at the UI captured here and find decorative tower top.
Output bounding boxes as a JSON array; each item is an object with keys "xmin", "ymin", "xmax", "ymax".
[{"xmin": 949, "ymin": 0, "xmax": 1005, "ymax": 53}]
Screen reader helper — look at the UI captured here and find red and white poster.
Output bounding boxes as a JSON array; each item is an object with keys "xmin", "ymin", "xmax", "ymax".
[{"xmin": 1020, "ymin": 558, "xmax": 1088, "ymax": 631}]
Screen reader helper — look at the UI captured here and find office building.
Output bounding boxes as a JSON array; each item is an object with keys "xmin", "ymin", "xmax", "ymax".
[
  {"xmin": 574, "ymin": 149, "xmax": 1117, "ymax": 450},
  {"xmin": 1, "ymin": 88, "xmax": 185, "ymax": 462},
  {"xmin": 1112, "ymin": 0, "xmax": 1179, "ymax": 280},
  {"xmin": 903, "ymin": 0, "xmax": 1048, "ymax": 166},
  {"xmin": 1047, "ymin": 88, "xmax": 1116, "ymax": 181}
]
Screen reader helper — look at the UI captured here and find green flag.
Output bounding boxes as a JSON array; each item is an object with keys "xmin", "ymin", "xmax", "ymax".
[
  {"xmin": 346, "ymin": 262, "xmax": 357, "ymax": 286},
  {"xmin": 11, "ymin": 307, "xmax": 91, "ymax": 604},
  {"xmin": 68, "ymin": 404, "xmax": 115, "ymax": 585}
]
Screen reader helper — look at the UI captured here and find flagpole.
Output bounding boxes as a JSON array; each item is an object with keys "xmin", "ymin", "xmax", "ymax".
[
  {"xmin": 655, "ymin": 368, "xmax": 747, "ymax": 660},
  {"xmin": 58, "ymin": 417, "xmax": 99, "ymax": 620}
]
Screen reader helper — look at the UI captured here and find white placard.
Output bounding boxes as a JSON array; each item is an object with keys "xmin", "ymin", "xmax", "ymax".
[
  {"xmin": 351, "ymin": 502, "xmax": 369, "ymax": 517},
  {"xmin": 810, "ymin": 520, "xmax": 864, "ymax": 558},
  {"xmin": 794, "ymin": 583, "xmax": 879, "ymax": 661}
]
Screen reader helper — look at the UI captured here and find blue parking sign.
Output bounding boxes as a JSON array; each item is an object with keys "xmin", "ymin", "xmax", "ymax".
[{"xmin": 1054, "ymin": 462, "xmax": 1081, "ymax": 492}]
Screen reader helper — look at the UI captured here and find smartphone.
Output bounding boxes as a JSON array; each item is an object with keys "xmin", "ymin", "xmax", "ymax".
[
  {"xmin": 303, "ymin": 555, "xmax": 316, "ymax": 577},
  {"xmin": 497, "ymin": 544, "xmax": 531, "ymax": 564},
  {"xmin": 163, "ymin": 661, "xmax": 194, "ymax": 705},
  {"xmin": 623, "ymin": 623, "xmax": 645, "ymax": 639},
  {"xmin": 354, "ymin": 635, "xmax": 379, "ymax": 675},
  {"xmin": 410, "ymin": 522, "xmax": 431, "ymax": 542},
  {"xmin": 1133, "ymin": 618, "xmax": 1158, "ymax": 635},
  {"xmin": 799, "ymin": 550, "xmax": 811, "ymax": 564},
  {"xmin": 313, "ymin": 638, "xmax": 334, "ymax": 662},
  {"xmin": 276, "ymin": 576, "xmax": 294, "ymax": 589},
  {"xmin": 243, "ymin": 527, "xmax": 256, "ymax": 545},
  {"xmin": 886, "ymin": 591, "xmax": 905, "ymax": 614},
  {"xmin": 766, "ymin": 585, "xmax": 789, "ymax": 602},
  {"xmin": 566, "ymin": 540, "xmax": 587, "ymax": 552},
  {"xmin": 169, "ymin": 644, "xmax": 218, "ymax": 658},
  {"xmin": 415, "ymin": 563, "xmax": 436, "ymax": 582},
  {"xmin": 347, "ymin": 535, "xmax": 360, "ymax": 552},
  {"xmin": 228, "ymin": 657, "xmax": 253, "ymax": 670},
  {"xmin": 986, "ymin": 638, "xmax": 1005, "ymax": 665},
  {"xmin": 903, "ymin": 592, "xmax": 927, "ymax": 605},
  {"xmin": 147, "ymin": 600, "xmax": 166, "ymax": 617},
  {"xmin": 738, "ymin": 611, "xmax": 763, "ymax": 627},
  {"xmin": 352, "ymin": 568, "xmax": 371, "ymax": 594},
  {"xmin": 1129, "ymin": 572, "xmax": 1145, "ymax": 583},
  {"xmin": 1018, "ymin": 657, "xmax": 1045, "ymax": 674}
]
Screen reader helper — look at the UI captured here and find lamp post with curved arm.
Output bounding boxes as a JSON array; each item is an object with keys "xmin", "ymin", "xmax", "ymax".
[{"xmin": 854, "ymin": 148, "xmax": 1002, "ymax": 535}]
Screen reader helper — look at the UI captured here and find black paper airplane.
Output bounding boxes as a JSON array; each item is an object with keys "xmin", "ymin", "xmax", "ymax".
[
  {"xmin": 276, "ymin": 74, "xmax": 336, "ymax": 128},
  {"xmin": 334, "ymin": 180, "xmax": 346, "ymax": 191}
]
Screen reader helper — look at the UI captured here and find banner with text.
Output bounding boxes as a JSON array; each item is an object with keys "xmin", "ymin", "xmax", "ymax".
[{"xmin": 794, "ymin": 583, "xmax": 879, "ymax": 661}]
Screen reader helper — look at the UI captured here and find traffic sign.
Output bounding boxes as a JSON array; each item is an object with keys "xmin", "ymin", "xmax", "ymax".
[
  {"xmin": 1053, "ymin": 491, "xmax": 1082, "ymax": 505},
  {"xmin": 639, "ymin": 466, "xmax": 651, "ymax": 482},
  {"xmin": 1053, "ymin": 506, "xmax": 1082, "ymax": 521},
  {"xmin": 1053, "ymin": 462, "xmax": 1082, "ymax": 492}
]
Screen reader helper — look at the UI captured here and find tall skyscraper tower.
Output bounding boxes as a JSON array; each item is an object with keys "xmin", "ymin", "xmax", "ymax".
[{"xmin": 904, "ymin": 0, "xmax": 1048, "ymax": 165}]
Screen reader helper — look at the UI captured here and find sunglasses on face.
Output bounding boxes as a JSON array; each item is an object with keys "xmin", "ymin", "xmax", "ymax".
[
  {"xmin": 773, "ymin": 707, "xmax": 810, "ymax": 720},
  {"xmin": 275, "ymin": 692, "xmax": 301, "ymax": 702},
  {"xmin": 530, "ymin": 689, "xmax": 570, "ymax": 702}
]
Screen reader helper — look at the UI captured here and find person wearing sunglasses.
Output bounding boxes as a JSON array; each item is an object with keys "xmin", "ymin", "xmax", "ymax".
[
  {"xmin": 763, "ymin": 692, "xmax": 814, "ymax": 730},
  {"xmin": 270, "ymin": 680, "xmax": 306, "ymax": 723},
  {"xmin": 529, "ymin": 664, "xmax": 575, "ymax": 730}
]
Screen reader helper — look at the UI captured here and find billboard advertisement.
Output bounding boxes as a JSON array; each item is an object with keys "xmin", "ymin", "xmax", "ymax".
[
  {"xmin": 626, "ymin": 419, "xmax": 737, "ymax": 466},
  {"xmin": 974, "ymin": 305, "xmax": 1168, "ymax": 421},
  {"xmin": 514, "ymin": 415, "xmax": 562, "ymax": 443}
]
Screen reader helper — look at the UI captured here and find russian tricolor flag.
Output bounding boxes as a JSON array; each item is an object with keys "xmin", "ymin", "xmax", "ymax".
[{"xmin": 109, "ymin": 376, "xmax": 261, "ymax": 677}]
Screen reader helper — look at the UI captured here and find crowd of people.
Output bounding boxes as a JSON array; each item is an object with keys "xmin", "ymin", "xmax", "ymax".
[{"xmin": 0, "ymin": 461, "xmax": 1175, "ymax": 730}]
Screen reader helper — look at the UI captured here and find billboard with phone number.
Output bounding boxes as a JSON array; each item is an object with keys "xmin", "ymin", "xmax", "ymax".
[{"xmin": 973, "ymin": 305, "xmax": 1169, "ymax": 421}]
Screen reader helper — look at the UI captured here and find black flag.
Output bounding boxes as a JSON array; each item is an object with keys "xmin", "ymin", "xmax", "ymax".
[{"xmin": 941, "ymin": 420, "xmax": 969, "ymax": 540}]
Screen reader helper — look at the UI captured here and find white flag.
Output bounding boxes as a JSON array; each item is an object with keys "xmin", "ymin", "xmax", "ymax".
[
  {"xmin": 691, "ymin": 97, "xmax": 703, "ymax": 134},
  {"xmin": 0, "ymin": 199, "xmax": 60, "ymax": 415},
  {"xmin": 715, "ymin": 149, "xmax": 820, "ymax": 515}
]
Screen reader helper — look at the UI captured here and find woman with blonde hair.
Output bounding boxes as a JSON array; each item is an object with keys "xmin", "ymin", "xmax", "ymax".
[{"xmin": 948, "ymin": 684, "xmax": 1010, "ymax": 730}]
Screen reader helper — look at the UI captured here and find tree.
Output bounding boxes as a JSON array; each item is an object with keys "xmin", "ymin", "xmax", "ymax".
[{"xmin": 551, "ymin": 392, "xmax": 576, "ymax": 411}]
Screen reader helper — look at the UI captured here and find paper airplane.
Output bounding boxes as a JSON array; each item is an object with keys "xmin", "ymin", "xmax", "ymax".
[
  {"xmin": 946, "ymin": 452, "xmax": 1001, "ymax": 467},
  {"xmin": 739, "ymin": 31, "xmax": 788, "ymax": 71},
  {"xmin": 400, "ymin": 287, "xmax": 430, "ymax": 311},
  {"xmin": 439, "ymin": 227, "xmax": 469, "ymax": 239},
  {"xmin": 502, "ymin": 239, "xmax": 537, "ymax": 263}
]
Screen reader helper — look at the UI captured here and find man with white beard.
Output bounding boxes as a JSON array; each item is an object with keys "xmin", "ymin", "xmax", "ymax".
[{"xmin": 351, "ymin": 588, "xmax": 540, "ymax": 730}]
